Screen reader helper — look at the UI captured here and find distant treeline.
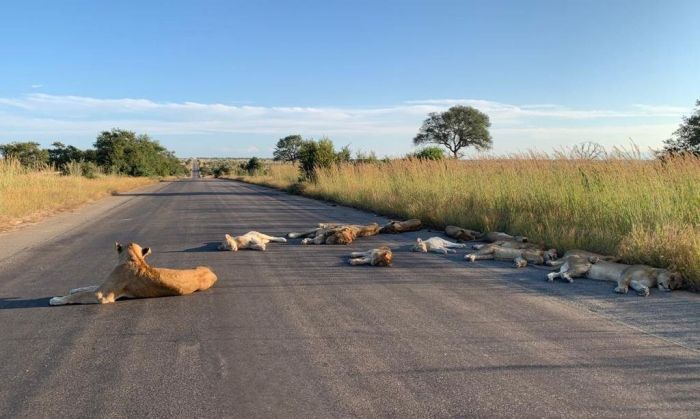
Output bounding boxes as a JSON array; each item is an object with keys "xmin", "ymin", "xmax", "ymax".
[{"xmin": 0, "ymin": 129, "xmax": 188, "ymax": 177}]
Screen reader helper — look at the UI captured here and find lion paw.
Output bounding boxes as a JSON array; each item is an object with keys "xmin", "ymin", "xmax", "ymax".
[
  {"xmin": 637, "ymin": 288, "xmax": 650, "ymax": 297},
  {"xmin": 614, "ymin": 286, "xmax": 628, "ymax": 294},
  {"xmin": 49, "ymin": 297, "xmax": 65, "ymax": 306}
]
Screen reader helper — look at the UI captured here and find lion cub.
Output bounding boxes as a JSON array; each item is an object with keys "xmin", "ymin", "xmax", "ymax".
[
  {"xmin": 349, "ymin": 246, "xmax": 393, "ymax": 266},
  {"xmin": 218, "ymin": 231, "xmax": 287, "ymax": 251},
  {"xmin": 50, "ymin": 242, "xmax": 217, "ymax": 305},
  {"xmin": 411, "ymin": 237, "xmax": 467, "ymax": 254}
]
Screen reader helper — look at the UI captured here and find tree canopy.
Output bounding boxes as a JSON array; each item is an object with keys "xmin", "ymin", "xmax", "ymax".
[
  {"xmin": 273, "ymin": 135, "xmax": 304, "ymax": 162},
  {"xmin": 662, "ymin": 100, "xmax": 700, "ymax": 156},
  {"xmin": 0, "ymin": 142, "xmax": 49, "ymax": 167},
  {"xmin": 413, "ymin": 105, "xmax": 492, "ymax": 158}
]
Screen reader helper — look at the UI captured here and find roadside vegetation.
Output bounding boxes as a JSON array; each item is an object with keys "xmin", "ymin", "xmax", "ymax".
[
  {"xmin": 235, "ymin": 101, "xmax": 700, "ymax": 288},
  {"xmin": 0, "ymin": 129, "xmax": 188, "ymax": 230}
]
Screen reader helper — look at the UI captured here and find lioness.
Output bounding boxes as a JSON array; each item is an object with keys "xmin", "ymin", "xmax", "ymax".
[
  {"xmin": 411, "ymin": 237, "xmax": 467, "ymax": 254},
  {"xmin": 50, "ymin": 242, "xmax": 218, "ymax": 305},
  {"xmin": 479, "ymin": 232, "xmax": 528, "ymax": 243},
  {"xmin": 445, "ymin": 225, "xmax": 482, "ymax": 242},
  {"xmin": 379, "ymin": 219, "xmax": 422, "ymax": 234},
  {"xmin": 547, "ymin": 257, "xmax": 683, "ymax": 296},
  {"xmin": 290, "ymin": 223, "xmax": 380, "ymax": 245},
  {"xmin": 349, "ymin": 246, "xmax": 393, "ymax": 266},
  {"xmin": 546, "ymin": 249, "xmax": 619, "ymax": 267},
  {"xmin": 218, "ymin": 231, "xmax": 287, "ymax": 251},
  {"xmin": 465, "ymin": 245, "xmax": 557, "ymax": 268},
  {"xmin": 472, "ymin": 240, "xmax": 544, "ymax": 251}
]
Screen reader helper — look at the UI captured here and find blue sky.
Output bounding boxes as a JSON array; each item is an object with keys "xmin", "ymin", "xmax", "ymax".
[{"xmin": 1, "ymin": 0, "xmax": 698, "ymax": 157}]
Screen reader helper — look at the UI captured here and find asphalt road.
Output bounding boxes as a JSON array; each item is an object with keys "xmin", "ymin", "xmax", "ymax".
[{"xmin": 1, "ymin": 178, "xmax": 698, "ymax": 418}]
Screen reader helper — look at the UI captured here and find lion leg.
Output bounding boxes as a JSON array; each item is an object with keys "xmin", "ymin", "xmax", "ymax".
[
  {"xmin": 629, "ymin": 280, "xmax": 650, "ymax": 297},
  {"xmin": 350, "ymin": 250, "xmax": 370, "ymax": 258},
  {"xmin": 547, "ymin": 271, "xmax": 561, "ymax": 282},
  {"xmin": 430, "ymin": 247, "xmax": 449, "ymax": 255},
  {"xmin": 50, "ymin": 289, "xmax": 102, "ymax": 305},
  {"xmin": 349, "ymin": 257, "xmax": 370, "ymax": 266},
  {"xmin": 546, "ymin": 259, "xmax": 565, "ymax": 267},
  {"xmin": 267, "ymin": 236, "xmax": 287, "ymax": 243},
  {"xmin": 513, "ymin": 257, "xmax": 528, "ymax": 268},
  {"xmin": 249, "ymin": 241, "xmax": 267, "ymax": 251},
  {"xmin": 288, "ymin": 228, "xmax": 319, "ymax": 239},
  {"xmin": 69, "ymin": 285, "xmax": 100, "ymax": 294},
  {"xmin": 465, "ymin": 253, "xmax": 494, "ymax": 262}
]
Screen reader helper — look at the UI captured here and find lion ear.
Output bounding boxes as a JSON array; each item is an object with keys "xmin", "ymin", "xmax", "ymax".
[
  {"xmin": 115, "ymin": 242, "xmax": 123, "ymax": 253},
  {"xmin": 141, "ymin": 247, "xmax": 152, "ymax": 257}
]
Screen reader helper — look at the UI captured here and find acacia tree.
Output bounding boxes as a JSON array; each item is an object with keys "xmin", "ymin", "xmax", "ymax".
[
  {"xmin": 413, "ymin": 106, "xmax": 492, "ymax": 158},
  {"xmin": 273, "ymin": 135, "xmax": 304, "ymax": 162},
  {"xmin": 0, "ymin": 141, "xmax": 49, "ymax": 167},
  {"xmin": 662, "ymin": 100, "xmax": 700, "ymax": 156}
]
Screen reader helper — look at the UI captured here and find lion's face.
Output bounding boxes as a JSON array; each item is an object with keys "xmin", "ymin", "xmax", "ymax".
[
  {"xmin": 374, "ymin": 248, "xmax": 393, "ymax": 266},
  {"xmin": 218, "ymin": 234, "xmax": 238, "ymax": 251},
  {"xmin": 658, "ymin": 271, "xmax": 683, "ymax": 291},
  {"xmin": 334, "ymin": 228, "xmax": 355, "ymax": 245},
  {"xmin": 116, "ymin": 242, "xmax": 151, "ymax": 263},
  {"xmin": 411, "ymin": 238, "xmax": 428, "ymax": 252},
  {"xmin": 544, "ymin": 248, "xmax": 558, "ymax": 261}
]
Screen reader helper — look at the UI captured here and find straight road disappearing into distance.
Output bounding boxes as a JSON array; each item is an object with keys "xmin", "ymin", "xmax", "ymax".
[{"xmin": 0, "ymin": 177, "xmax": 698, "ymax": 418}]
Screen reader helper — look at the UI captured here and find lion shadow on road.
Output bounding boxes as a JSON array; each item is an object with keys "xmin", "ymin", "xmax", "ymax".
[
  {"xmin": 0, "ymin": 297, "xmax": 51, "ymax": 310},
  {"xmin": 173, "ymin": 242, "xmax": 222, "ymax": 253}
]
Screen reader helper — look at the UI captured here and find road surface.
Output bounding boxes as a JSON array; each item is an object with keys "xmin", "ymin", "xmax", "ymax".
[{"xmin": 1, "ymin": 178, "xmax": 698, "ymax": 418}]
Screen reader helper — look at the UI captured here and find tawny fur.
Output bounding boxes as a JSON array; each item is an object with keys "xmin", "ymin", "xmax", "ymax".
[
  {"xmin": 445, "ymin": 225, "xmax": 482, "ymax": 242},
  {"xmin": 478, "ymin": 232, "xmax": 528, "ymax": 243},
  {"xmin": 290, "ymin": 223, "xmax": 380, "ymax": 245},
  {"xmin": 547, "ymin": 257, "xmax": 684, "ymax": 296},
  {"xmin": 465, "ymin": 245, "xmax": 557, "ymax": 268},
  {"xmin": 218, "ymin": 231, "xmax": 287, "ymax": 251},
  {"xmin": 379, "ymin": 219, "xmax": 422, "ymax": 234},
  {"xmin": 471, "ymin": 240, "xmax": 544, "ymax": 251},
  {"xmin": 349, "ymin": 246, "xmax": 393, "ymax": 266},
  {"xmin": 50, "ymin": 242, "xmax": 217, "ymax": 305},
  {"xmin": 411, "ymin": 237, "xmax": 467, "ymax": 254}
]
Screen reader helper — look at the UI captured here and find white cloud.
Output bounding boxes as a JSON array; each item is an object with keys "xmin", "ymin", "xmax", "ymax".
[
  {"xmin": 0, "ymin": 93, "xmax": 690, "ymax": 156},
  {"xmin": 30, "ymin": 84, "xmax": 43, "ymax": 89}
]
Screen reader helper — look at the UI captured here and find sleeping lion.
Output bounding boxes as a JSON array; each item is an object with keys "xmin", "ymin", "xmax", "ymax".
[
  {"xmin": 465, "ymin": 245, "xmax": 557, "ymax": 268},
  {"xmin": 547, "ymin": 252, "xmax": 683, "ymax": 296},
  {"xmin": 445, "ymin": 225, "xmax": 482, "ymax": 242},
  {"xmin": 411, "ymin": 237, "xmax": 467, "ymax": 254},
  {"xmin": 218, "ymin": 231, "xmax": 287, "ymax": 251},
  {"xmin": 289, "ymin": 223, "xmax": 380, "ymax": 245},
  {"xmin": 348, "ymin": 246, "xmax": 393, "ymax": 266},
  {"xmin": 379, "ymin": 219, "xmax": 422, "ymax": 234},
  {"xmin": 50, "ymin": 242, "xmax": 218, "ymax": 305}
]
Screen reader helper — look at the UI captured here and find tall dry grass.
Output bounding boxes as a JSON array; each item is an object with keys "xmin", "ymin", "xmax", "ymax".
[
  {"xmin": 240, "ymin": 156, "xmax": 700, "ymax": 287},
  {"xmin": 0, "ymin": 159, "xmax": 157, "ymax": 231}
]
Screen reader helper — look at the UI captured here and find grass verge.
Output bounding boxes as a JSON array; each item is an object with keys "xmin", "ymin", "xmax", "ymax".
[
  {"xmin": 237, "ymin": 157, "xmax": 700, "ymax": 289},
  {"xmin": 0, "ymin": 160, "xmax": 159, "ymax": 231}
]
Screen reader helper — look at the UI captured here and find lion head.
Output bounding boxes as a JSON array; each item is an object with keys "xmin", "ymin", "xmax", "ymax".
[
  {"xmin": 657, "ymin": 270, "xmax": 684, "ymax": 291},
  {"xmin": 116, "ymin": 242, "xmax": 151, "ymax": 263},
  {"xmin": 374, "ymin": 246, "xmax": 393, "ymax": 266},
  {"xmin": 218, "ymin": 234, "xmax": 238, "ymax": 251},
  {"xmin": 411, "ymin": 238, "xmax": 428, "ymax": 253}
]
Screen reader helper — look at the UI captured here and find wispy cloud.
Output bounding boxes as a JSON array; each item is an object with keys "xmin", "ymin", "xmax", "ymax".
[
  {"xmin": 30, "ymin": 84, "xmax": 43, "ymax": 89},
  {"xmin": 0, "ymin": 93, "xmax": 690, "ymax": 156}
]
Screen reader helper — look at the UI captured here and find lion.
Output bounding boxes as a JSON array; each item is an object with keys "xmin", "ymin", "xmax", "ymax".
[
  {"xmin": 465, "ymin": 245, "xmax": 557, "ymax": 268},
  {"xmin": 411, "ymin": 237, "xmax": 468, "ymax": 254},
  {"xmin": 546, "ymin": 249, "xmax": 619, "ymax": 267},
  {"xmin": 547, "ymin": 256, "xmax": 684, "ymax": 296},
  {"xmin": 218, "ymin": 231, "xmax": 287, "ymax": 251},
  {"xmin": 349, "ymin": 246, "xmax": 393, "ymax": 266},
  {"xmin": 379, "ymin": 219, "xmax": 422, "ymax": 234},
  {"xmin": 471, "ymin": 240, "xmax": 544, "ymax": 251},
  {"xmin": 50, "ymin": 242, "xmax": 218, "ymax": 305},
  {"xmin": 479, "ymin": 232, "xmax": 528, "ymax": 243},
  {"xmin": 289, "ymin": 223, "xmax": 380, "ymax": 245},
  {"xmin": 445, "ymin": 225, "xmax": 482, "ymax": 242}
]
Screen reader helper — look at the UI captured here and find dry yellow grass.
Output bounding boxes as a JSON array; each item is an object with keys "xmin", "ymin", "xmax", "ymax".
[
  {"xmin": 240, "ymin": 157, "xmax": 700, "ymax": 288},
  {"xmin": 0, "ymin": 159, "xmax": 158, "ymax": 231}
]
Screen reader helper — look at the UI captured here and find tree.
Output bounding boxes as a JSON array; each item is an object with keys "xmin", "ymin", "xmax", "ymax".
[
  {"xmin": 0, "ymin": 141, "xmax": 49, "ymax": 167},
  {"xmin": 661, "ymin": 100, "xmax": 700, "ymax": 156},
  {"xmin": 245, "ymin": 157, "xmax": 263, "ymax": 175},
  {"xmin": 413, "ymin": 106, "xmax": 492, "ymax": 158},
  {"xmin": 298, "ymin": 138, "xmax": 338, "ymax": 179},
  {"xmin": 94, "ymin": 128, "xmax": 187, "ymax": 176},
  {"xmin": 273, "ymin": 135, "xmax": 304, "ymax": 162},
  {"xmin": 336, "ymin": 145, "xmax": 351, "ymax": 163},
  {"xmin": 48, "ymin": 141, "xmax": 85, "ymax": 168}
]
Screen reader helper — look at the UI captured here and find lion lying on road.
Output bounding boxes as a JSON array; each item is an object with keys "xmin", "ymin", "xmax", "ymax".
[
  {"xmin": 465, "ymin": 245, "xmax": 557, "ymax": 268},
  {"xmin": 412, "ymin": 237, "xmax": 467, "ymax": 254},
  {"xmin": 445, "ymin": 226, "xmax": 482, "ymax": 241},
  {"xmin": 480, "ymin": 231, "xmax": 529, "ymax": 243},
  {"xmin": 50, "ymin": 242, "xmax": 218, "ymax": 305},
  {"xmin": 288, "ymin": 223, "xmax": 380, "ymax": 245},
  {"xmin": 349, "ymin": 246, "xmax": 393, "ymax": 266},
  {"xmin": 379, "ymin": 219, "xmax": 422, "ymax": 234},
  {"xmin": 546, "ymin": 252, "xmax": 683, "ymax": 296},
  {"xmin": 218, "ymin": 231, "xmax": 287, "ymax": 251}
]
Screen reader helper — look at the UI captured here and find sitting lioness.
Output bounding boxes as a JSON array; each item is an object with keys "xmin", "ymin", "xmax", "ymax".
[
  {"xmin": 50, "ymin": 242, "xmax": 218, "ymax": 305},
  {"xmin": 412, "ymin": 237, "xmax": 467, "ymax": 254},
  {"xmin": 465, "ymin": 245, "xmax": 557, "ymax": 268},
  {"xmin": 445, "ymin": 225, "xmax": 482, "ymax": 242},
  {"xmin": 547, "ymin": 255, "xmax": 683, "ymax": 296},
  {"xmin": 349, "ymin": 246, "xmax": 393, "ymax": 266},
  {"xmin": 289, "ymin": 223, "xmax": 380, "ymax": 245},
  {"xmin": 379, "ymin": 219, "xmax": 422, "ymax": 234},
  {"xmin": 218, "ymin": 231, "xmax": 287, "ymax": 251}
]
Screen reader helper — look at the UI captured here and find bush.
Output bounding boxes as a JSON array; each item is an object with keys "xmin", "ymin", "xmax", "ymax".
[
  {"xmin": 411, "ymin": 146, "xmax": 445, "ymax": 160},
  {"xmin": 298, "ymin": 138, "xmax": 338, "ymax": 180},
  {"xmin": 245, "ymin": 157, "xmax": 264, "ymax": 175}
]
